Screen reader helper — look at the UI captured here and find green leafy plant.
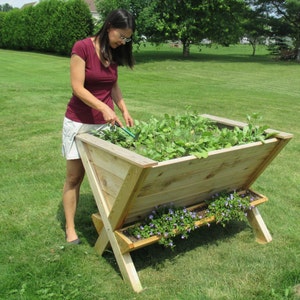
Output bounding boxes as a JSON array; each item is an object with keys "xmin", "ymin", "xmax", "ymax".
[
  {"xmin": 92, "ymin": 112, "xmax": 276, "ymax": 162},
  {"xmin": 125, "ymin": 191, "xmax": 254, "ymax": 249},
  {"xmin": 125, "ymin": 204, "xmax": 203, "ymax": 249},
  {"xmin": 206, "ymin": 191, "xmax": 254, "ymax": 227}
]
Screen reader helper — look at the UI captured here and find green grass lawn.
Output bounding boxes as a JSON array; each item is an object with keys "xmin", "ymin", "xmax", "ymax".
[{"xmin": 0, "ymin": 44, "xmax": 299, "ymax": 300}]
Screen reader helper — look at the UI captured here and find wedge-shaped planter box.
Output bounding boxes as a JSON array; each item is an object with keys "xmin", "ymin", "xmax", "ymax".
[{"xmin": 76, "ymin": 114, "xmax": 293, "ymax": 293}]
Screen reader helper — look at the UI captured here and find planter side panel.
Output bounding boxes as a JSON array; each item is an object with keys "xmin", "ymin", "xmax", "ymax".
[
  {"xmin": 86, "ymin": 144, "xmax": 134, "ymax": 209},
  {"xmin": 125, "ymin": 140, "xmax": 279, "ymax": 223}
]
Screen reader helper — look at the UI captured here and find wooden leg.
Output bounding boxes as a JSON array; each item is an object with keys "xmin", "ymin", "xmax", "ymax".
[
  {"xmin": 94, "ymin": 229, "xmax": 110, "ymax": 256},
  {"xmin": 92, "ymin": 213, "xmax": 110, "ymax": 255},
  {"xmin": 247, "ymin": 207, "xmax": 272, "ymax": 244},
  {"xmin": 93, "ymin": 229, "xmax": 143, "ymax": 292},
  {"xmin": 91, "ymin": 214, "xmax": 143, "ymax": 292},
  {"xmin": 92, "ymin": 213, "xmax": 103, "ymax": 234},
  {"xmin": 113, "ymin": 250, "xmax": 143, "ymax": 293}
]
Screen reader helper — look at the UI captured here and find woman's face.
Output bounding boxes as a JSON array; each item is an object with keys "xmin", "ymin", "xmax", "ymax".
[{"xmin": 108, "ymin": 28, "xmax": 133, "ymax": 48}]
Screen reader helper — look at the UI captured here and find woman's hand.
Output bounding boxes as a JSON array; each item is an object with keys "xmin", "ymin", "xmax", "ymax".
[
  {"xmin": 102, "ymin": 105, "xmax": 123, "ymax": 126},
  {"xmin": 122, "ymin": 111, "xmax": 134, "ymax": 127}
]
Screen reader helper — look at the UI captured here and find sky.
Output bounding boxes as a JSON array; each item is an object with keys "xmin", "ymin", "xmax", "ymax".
[{"xmin": 0, "ymin": 0, "xmax": 36, "ymax": 8}]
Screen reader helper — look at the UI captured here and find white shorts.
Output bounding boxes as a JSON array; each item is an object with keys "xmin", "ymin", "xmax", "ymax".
[{"xmin": 62, "ymin": 117, "xmax": 108, "ymax": 160}]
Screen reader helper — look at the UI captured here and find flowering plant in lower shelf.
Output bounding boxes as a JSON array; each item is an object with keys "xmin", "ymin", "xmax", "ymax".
[{"xmin": 125, "ymin": 191, "xmax": 255, "ymax": 249}]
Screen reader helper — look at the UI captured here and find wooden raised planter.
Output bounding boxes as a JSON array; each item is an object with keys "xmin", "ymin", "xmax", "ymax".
[{"xmin": 75, "ymin": 114, "xmax": 293, "ymax": 293}]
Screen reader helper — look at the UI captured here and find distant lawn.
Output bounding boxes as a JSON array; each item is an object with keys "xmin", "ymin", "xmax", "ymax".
[{"xmin": 0, "ymin": 44, "xmax": 299, "ymax": 300}]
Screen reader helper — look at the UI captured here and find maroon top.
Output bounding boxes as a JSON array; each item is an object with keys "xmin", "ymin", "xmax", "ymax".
[{"xmin": 65, "ymin": 38, "xmax": 118, "ymax": 124}]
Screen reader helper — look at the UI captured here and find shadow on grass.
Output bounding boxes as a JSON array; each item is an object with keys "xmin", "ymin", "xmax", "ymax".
[
  {"xmin": 57, "ymin": 192, "xmax": 252, "ymax": 280},
  {"xmin": 100, "ymin": 220, "xmax": 250, "ymax": 280},
  {"xmin": 56, "ymin": 191, "xmax": 250, "ymax": 278},
  {"xmin": 134, "ymin": 48, "xmax": 275, "ymax": 65},
  {"xmin": 56, "ymin": 192, "xmax": 99, "ymax": 245},
  {"xmin": 129, "ymin": 221, "xmax": 248, "ymax": 271}
]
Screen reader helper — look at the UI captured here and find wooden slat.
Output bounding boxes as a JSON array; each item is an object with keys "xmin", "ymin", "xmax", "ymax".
[
  {"xmin": 125, "ymin": 140, "xmax": 277, "ymax": 223},
  {"xmin": 264, "ymin": 128, "xmax": 293, "ymax": 140},
  {"xmin": 93, "ymin": 165, "xmax": 124, "ymax": 209},
  {"xmin": 87, "ymin": 144, "xmax": 133, "ymax": 180},
  {"xmin": 202, "ymin": 114, "xmax": 293, "ymax": 140},
  {"xmin": 92, "ymin": 213, "xmax": 103, "ymax": 234},
  {"xmin": 201, "ymin": 114, "xmax": 248, "ymax": 128},
  {"xmin": 125, "ymin": 186, "xmax": 268, "ymax": 224},
  {"xmin": 242, "ymin": 138, "xmax": 293, "ymax": 189},
  {"xmin": 76, "ymin": 133, "xmax": 157, "ymax": 167},
  {"xmin": 139, "ymin": 140, "xmax": 278, "ymax": 197},
  {"xmin": 107, "ymin": 166, "xmax": 151, "ymax": 231}
]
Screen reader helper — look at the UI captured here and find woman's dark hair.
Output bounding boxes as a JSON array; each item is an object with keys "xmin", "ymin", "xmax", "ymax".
[{"xmin": 95, "ymin": 9, "xmax": 135, "ymax": 68}]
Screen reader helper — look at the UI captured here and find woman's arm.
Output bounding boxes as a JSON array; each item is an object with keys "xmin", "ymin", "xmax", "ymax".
[
  {"xmin": 70, "ymin": 54, "xmax": 120, "ymax": 124},
  {"xmin": 111, "ymin": 82, "xmax": 134, "ymax": 127}
]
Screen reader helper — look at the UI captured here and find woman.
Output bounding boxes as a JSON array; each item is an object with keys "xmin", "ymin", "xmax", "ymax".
[{"xmin": 62, "ymin": 9, "xmax": 135, "ymax": 244}]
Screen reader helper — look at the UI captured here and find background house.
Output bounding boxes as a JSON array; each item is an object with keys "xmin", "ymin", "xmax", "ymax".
[{"xmin": 84, "ymin": 0, "xmax": 99, "ymax": 20}]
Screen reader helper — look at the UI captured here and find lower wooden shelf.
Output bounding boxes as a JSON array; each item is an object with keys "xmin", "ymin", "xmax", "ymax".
[{"xmin": 92, "ymin": 190, "xmax": 268, "ymax": 254}]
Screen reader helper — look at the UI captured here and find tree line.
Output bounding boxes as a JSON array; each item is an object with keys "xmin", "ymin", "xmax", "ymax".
[
  {"xmin": 0, "ymin": 0, "xmax": 299, "ymax": 61},
  {"xmin": 0, "ymin": 0, "xmax": 93, "ymax": 55},
  {"xmin": 96, "ymin": 0, "xmax": 300, "ymax": 61}
]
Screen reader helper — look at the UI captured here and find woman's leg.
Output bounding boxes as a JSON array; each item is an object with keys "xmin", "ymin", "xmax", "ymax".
[{"xmin": 63, "ymin": 159, "xmax": 85, "ymax": 242}]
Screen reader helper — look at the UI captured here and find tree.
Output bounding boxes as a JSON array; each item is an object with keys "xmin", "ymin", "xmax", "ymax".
[
  {"xmin": 95, "ymin": 0, "xmax": 155, "ymax": 35},
  {"xmin": 253, "ymin": 0, "xmax": 300, "ymax": 61},
  {"xmin": 0, "ymin": 3, "xmax": 13, "ymax": 12},
  {"xmin": 96, "ymin": 0, "xmax": 248, "ymax": 57},
  {"xmin": 242, "ymin": 2, "xmax": 271, "ymax": 56},
  {"xmin": 202, "ymin": 0, "xmax": 247, "ymax": 47}
]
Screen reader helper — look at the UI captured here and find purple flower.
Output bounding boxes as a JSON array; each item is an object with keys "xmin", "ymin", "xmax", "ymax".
[{"xmin": 148, "ymin": 214, "xmax": 154, "ymax": 220}]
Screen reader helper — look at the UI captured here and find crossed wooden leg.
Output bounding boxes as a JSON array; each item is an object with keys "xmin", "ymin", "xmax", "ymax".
[
  {"xmin": 92, "ymin": 213, "xmax": 143, "ymax": 292},
  {"xmin": 247, "ymin": 207, "xmax": 272, "ymax": 244}
]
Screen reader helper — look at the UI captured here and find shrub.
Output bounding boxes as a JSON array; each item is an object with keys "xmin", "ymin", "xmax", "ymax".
[
  {"xmin": 267, "ymin": 36, "xmax": 297, "ymax": 60},
  {"xmin": 0, "ymin": 0, "xmax": 94, "ymax": 55}
]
